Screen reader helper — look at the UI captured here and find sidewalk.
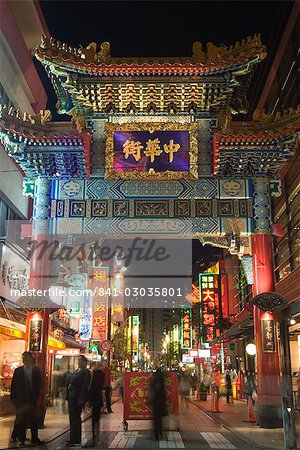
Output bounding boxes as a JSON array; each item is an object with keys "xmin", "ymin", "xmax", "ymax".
[
  {"xmin": 186, "ymin": 394, "xmax": 300, "ymax": 449},
  {"xmin": 0, "ymin": 396, "xmax": 121, "ymax": 450}
]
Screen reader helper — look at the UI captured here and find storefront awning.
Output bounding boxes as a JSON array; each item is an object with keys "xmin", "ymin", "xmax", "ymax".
[
  {"xmin": 48, "ymin": 336, "xmax": 66, "ymax": 350},
  {"xmin": 212, "ymin": 316, "xmax": 254, "ymax": 344},
  {"xmin": 0, "ymin": 317, "xmax": 26, "ymax": 339}
]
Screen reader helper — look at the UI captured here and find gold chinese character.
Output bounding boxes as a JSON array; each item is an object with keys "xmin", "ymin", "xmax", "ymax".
[
  {"xmin": 144, "ymin": 138, "xmax": 162, "ymax": 163},
  {"xmin": 94, "ymin": 301, "xmax": 106, "ymax": 312},
  {"xmin": 123, "ymin": 140, "xmax": 143, "ymax": 162},
  {"xmin": 93, "ymin": 271, "xmax": 107, "ymax": 282},
  {"xmin": 93, "ymin": 316, "xmax": 106, "ymax": 327},
  {"xmin": 163, "ymin": 139, "xmax": 180, "ymax": 163}
]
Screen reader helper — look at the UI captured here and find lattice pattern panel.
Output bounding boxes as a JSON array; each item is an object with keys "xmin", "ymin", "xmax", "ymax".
[
  {"xmin": 51, "ymin": 178, "xmax": 251, "ymax": 201},
  {"xmin": 76, "ymin": 81, "xmax": 229, "ymax": 113}
]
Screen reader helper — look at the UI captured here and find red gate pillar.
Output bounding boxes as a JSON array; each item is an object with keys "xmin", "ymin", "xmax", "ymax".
[
  {"xmin": 251, "ymin": 178, "xmax": 282, "ymax": 428},
  {"xmin": 25, "ymin": 178, "xmax": 52, "ymax": 427}
]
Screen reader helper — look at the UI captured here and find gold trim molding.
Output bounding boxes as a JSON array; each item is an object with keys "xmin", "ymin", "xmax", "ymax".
[{"xmin": 105, "ymin": 122, "xmax": 199, "ymax": 180}]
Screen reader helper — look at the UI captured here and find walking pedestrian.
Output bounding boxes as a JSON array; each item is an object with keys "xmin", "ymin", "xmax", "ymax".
[
  {"xmin": 66, "ymin": 355, "xmax": 91, "ymax": 447},
  {"xmin": 244, "ymin": 372, "xmax": 257, "ymax": 406},
  {"xmin": 101, "ymin": 361, "xmax": 113, "ymax": 413},
  {"xmin": 149, "ymin": 368, "xmax": 167, "ymax": 441},
  {"xmin": 88, "ymin": 363, "xmax": 104, "ymax": 447},
  {"xmin": 225, "ymin": 370, "xmax": 233, "ymax": 404},
  {"xmin": 52, "ymin": 365, "xmax": 63, "ymax": 413},
  {"xmin": 10, "ymin": 351, "xmax": 42, "ymax": 445}
]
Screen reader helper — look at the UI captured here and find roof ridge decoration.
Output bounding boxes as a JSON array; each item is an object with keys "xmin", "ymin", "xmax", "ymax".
[
  {"xmin": 0, "ymin": 104, "xmax": 52, "ymax": 127},
  {"xmin": 36, "ymin": 33, "xmax": 266, "ymax": 69},
  {"xmin": 0, "ymin": 104, "xmax": 87, "ymax": 139},
  {"xmin": 253, "ymin": 105, "xmax": 300, "ymax": 123},
  {"xmin": 217, "ymin": 105, "xmax": 300, "ymax": 134}
]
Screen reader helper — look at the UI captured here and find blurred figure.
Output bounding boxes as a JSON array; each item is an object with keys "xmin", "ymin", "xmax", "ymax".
[
  {"xmin": 214, "ymin": 369, "xmax": 221, "ymax": 394},
  {"xmin": 150, "ymin": 368, "xmax": 167, "ymax": 441},
  {"xmin": 66, "ymin": 355, "xmax": 91, "ymax": 446},
  {"xmin": 113, "ymin": 372, "xmax": 124, "ymax": 401},
  {"xmin": 10, "ymin": 352, "xmax": 42, "ymax": 445},
  {"xmin": 179, "ymin": 370, "xmax": 191, "ymax": 396},
  {"xmin": 101, "ymin": 361, "xmax": 113, "ymax": 413},
  {"xmin": 52, "ymin": 365, "xmax": 63, "ymax": 412},
  {"xmin": 225, "ymin": 370, "xmax": 233, "ymax": 403},
  {"xmin": 88, "ymin": 363, "xmax": 104, "ymax": 447},
  {"xmin": 244, "ymin": 372, "xmax": 257, "ymax": 406}
]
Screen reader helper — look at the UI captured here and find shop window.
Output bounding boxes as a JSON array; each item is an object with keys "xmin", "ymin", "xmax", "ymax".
[{"xmin": 236, "ymin": 263, "xmax": 252, "ymax": 313}]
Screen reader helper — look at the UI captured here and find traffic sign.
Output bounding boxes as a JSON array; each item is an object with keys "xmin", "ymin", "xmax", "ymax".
[{"xmin": 101, "ymin": 340, "xmax": 111, "ymax": 352}]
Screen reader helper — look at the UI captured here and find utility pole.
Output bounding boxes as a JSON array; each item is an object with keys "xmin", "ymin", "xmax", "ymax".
[{"xmin": 279, "ymin": 317, "xmax": 297, "ymax": 449}]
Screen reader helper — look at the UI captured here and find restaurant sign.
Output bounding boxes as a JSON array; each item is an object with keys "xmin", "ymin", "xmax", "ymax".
[
  {"xmin": 262, "ymin": 318, "xmax": 276, "ymax": 353},
  {"xmin": 123, "ymin": 371, "xmax": 179, "ymax": 420}
]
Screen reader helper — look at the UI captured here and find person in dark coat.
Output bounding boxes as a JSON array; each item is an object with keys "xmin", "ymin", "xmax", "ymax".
[
  {"xmin": 88, "ymin": 363, "xmax": 104, "ymax": 446},
  {"xmin": 101, "ymin": 361, "xmax": 113, "ymax": 413},
  {"xmin": 10, "ymin": 351, "xmax": 42, "ymax": 445},
  {"xmin": 149, "ymin": 368, "xmax": 167, "ymax": 441},
  {"xmin": 67, "ymin": 355, "xmax": 91, "ymax": 446},
  {"xmin": 225, "ymin": 370, "xmax": 233, "ymax": 404}
]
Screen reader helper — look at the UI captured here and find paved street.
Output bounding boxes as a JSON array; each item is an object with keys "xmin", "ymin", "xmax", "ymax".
[{"xmin": 1, "ymin": 399, "xmax": 259, "ymax": 449}]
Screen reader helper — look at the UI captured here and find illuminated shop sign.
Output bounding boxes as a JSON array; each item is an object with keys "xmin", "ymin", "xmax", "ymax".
[
  {"xmin": 181, "ymin": 307, "xmax": 192, "ymax": 349},
  {"xmin": 173, "ymin": 324, "xmax": 179, "ymax": 354},
  {"xmin": 67, "ymin": 273, "xmax": 87, "ymax": 318},
  {"xmin": 129, "ymin": 315, "xmax": 139, "ymax": 353},
  {"xmin": 28, "ymin": 312, "xmax": 43, "ymax": 352},
  {"xmin": 199, "ymin": 273, "xmax": 219, "ymax": 343},
  {"xmin": 48, "ymin": 348, "xmax": 81, "ymax": 356},
  {"xmin": 91, "ymin": 267, "xmax": 109, "ymax": 341}
]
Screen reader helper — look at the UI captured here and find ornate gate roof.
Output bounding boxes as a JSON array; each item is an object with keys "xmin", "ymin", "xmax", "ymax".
[{"xmin": 35, "ymin": 35, "xmax": 266, "ymax": 115}]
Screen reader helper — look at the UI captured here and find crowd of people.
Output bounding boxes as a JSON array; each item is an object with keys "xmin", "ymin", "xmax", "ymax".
[
  {"xmin": 9, "ymin": 352, "xmax": 170, "ymax": 446},
  {"xmin": 9, "ymin": 353, "xmax": 114, "ymax": 447},
  {"xmin": 10, "ymin": 351, "xmax": 262, "ymax": 447}
]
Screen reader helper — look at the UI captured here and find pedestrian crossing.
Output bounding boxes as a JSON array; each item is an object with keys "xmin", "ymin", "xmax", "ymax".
[
  {"xmin": 108, "ymin": 431, "xmax": 139, "ymax": 448},
  {"xmin": 200, "ymin": 432, "xmax": 236, "ymax": 449},
  {"xmin": 105, "ymin": 430, "xmax": 237, "ymax": 448},
  {"xmin": 159, "ymin": 431, "xmax": 185, "ymax": 448}
]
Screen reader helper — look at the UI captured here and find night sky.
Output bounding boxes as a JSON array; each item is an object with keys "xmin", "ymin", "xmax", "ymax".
[{"xmin": 37, "ymin": 1, "xmax": 294, "ymax": 120}]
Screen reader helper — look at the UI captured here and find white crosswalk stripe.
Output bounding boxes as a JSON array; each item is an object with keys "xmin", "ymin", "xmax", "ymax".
[
  {"xmin": 201, "ymin": 432, "xmax": 236, "ymax": 449},
  {"xmin": 108, "ymin": 431, "xmax": 138, "ymax": 448},
  {"xmin": 173, "ymin": 431, "xmax": 185, "ymax": 448},
  {"xmin": 158, "ymin": 431, "xmax": 185, "ymax": 448}
]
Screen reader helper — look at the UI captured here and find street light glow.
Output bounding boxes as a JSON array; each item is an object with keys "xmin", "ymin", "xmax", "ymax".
[{"xmin": 246, "ymin": 343, "xmax": 256, "ymax": 356}]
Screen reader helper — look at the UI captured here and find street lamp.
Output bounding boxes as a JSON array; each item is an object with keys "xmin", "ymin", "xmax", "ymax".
[{"xmin": 246, "ymin": 343, "xmax": 256, "ymax": 356}]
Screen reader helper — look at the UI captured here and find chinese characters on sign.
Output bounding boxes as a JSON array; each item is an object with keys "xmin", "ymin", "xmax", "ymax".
[
  {"xmin": 114, "ymin": 131, "xmax": 190, "ymax": 173},
  {"xmin": 130, "ymin": 316, "xmax": 139, "ymax": 353},
  {"xmin": 262, "ymin": 318, "xmax": 276, "ymax": 352},
  {"xmin": 199, "ymin": 273, "xmax": 219, "ymax": 343},
  {"xmin": 67, "ymin": 273, "xmax": 87, "ymax": 318},
  {"xmin": 181, "ymin": 307, "xmax": 192, "ymax": 349},
  {"xmin": 123, "ymin": 372, "xmax": 179, "ymax": 421},
  {"xmin": 91, "ymin": 268, "xmax": 109, "ymax": 341},
  {"xmin": 28, "ymin": 314, "xmax": 43, "ymax": 352},
  {"xmin": 123, "ymin": 138, "xmax": 180, "ymax": 163}
]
